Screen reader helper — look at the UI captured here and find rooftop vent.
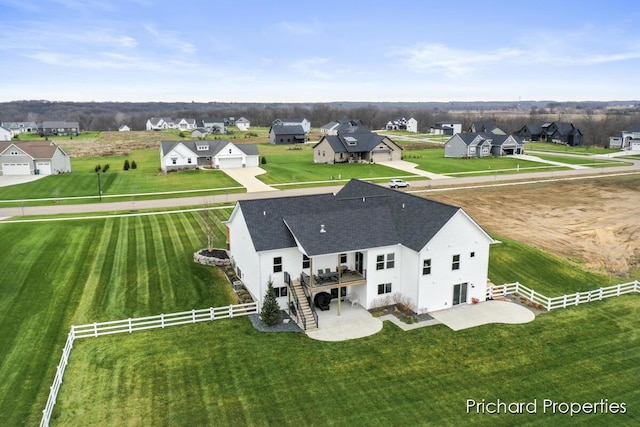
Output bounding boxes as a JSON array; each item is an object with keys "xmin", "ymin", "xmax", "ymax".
[{"xmin": 320, "ymin": 224, "xmax": 326, "ymax": 233}]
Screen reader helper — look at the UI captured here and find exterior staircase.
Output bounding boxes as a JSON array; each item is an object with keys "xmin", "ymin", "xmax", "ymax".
[{"xmin": 291, "ymin": 279, "xmax": 318, "ymax": 331}]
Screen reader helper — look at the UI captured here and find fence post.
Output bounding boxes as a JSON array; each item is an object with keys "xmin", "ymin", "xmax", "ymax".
[
  {"xmin": 229, "ymin": 304, "xmax": 233, "ymax": 318},
  {"xmin": 599, "ymin": 288, "xmax": 603, "ymax": 300},
  {"xmin": 563, "ymin": 295, "xmax": 567, "ymax": 308},
  {"xmin": 617, "ymin": 284, "xmax": 621, "ymax": 296},
  {"xmin": 575, "ymin": 292, "xmax": 580, "ymax": 306},
  {"xmin": 128, "ymin": 318, "xmax": 132, "ymax": 333},
  {"xmin": 93, "ymin": 322, "xmax": 98, "ymax": 337},
  {"xmin": 161, "ymin": 313, "xmax": 165, "ymax": 328},
  {"xmin": 192, "ymin": 309, "xmax": 196, "ymax": 323},
  {"xmin": 210, "ymin": 307, "xmax": 215, "ymax": 320}
]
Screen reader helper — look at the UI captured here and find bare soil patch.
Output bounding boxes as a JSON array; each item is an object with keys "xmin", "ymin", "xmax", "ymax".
[{"xmin": 424, "ymin": 175, "xmax": 640, "ymax": 277}]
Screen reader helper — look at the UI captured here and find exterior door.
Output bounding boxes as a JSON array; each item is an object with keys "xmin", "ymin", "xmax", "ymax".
[
  {"xmin": 355, "ymin": 252, "xmax": 364, "ymax": 274},
  {"xmin": 453, "ymin": 283, "xmax": 468, "ymax": 306}
]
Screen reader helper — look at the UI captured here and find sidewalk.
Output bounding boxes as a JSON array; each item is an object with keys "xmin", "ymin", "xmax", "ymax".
[
  {"xmin": 221, "ymin": 167, "xmax": 277, "ymax": 192},
  {"xmin": 512, "ymin": 154, "xmax": 589, "ymax": 170}
]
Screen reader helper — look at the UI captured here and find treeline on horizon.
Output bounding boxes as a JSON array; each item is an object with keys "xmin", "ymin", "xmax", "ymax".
[{"xmin": 2, "ymin": 100, "xmax": 640, "ymax": 146}]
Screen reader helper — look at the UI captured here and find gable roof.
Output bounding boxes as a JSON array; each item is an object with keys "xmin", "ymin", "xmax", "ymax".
[
  {"xmin": 454, "ymin": 132, "xmax": 523, "ymax": 147},
  {"xmin": 0, "ymin": 140, "xmax": 66, "ymax": 158},
  {"xmin": 235, "ymin": 179, "xmax": 481, "ymax": 256},
  {"xmin": 160, "ymin": 140, "xmax": 258, "ymax": 157},
  {"xmin": 270, "ymin": 124, "xmax": 305, "ymax": 135},
  {"xmin": 315, "ymin": 130, "xmax": 396, "ymax": 154}
]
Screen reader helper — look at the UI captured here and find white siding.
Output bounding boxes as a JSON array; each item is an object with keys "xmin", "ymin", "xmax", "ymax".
[{"xmin": 416, "ymin": 210, "xmax": 492, "ymax": 312}]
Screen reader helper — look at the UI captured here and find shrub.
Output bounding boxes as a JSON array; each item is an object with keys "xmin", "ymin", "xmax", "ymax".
[
  {"xmin": 103, "ymin": 164, "xmax": 110, "ymax": 173},
  {"xmin": 94, "ymin": 164, "xmax": 101, "ymax": 173},
  {"xmin": 261, "ymin": 156, "xmax": 267, "ymax": 165},
  {"xmin": 131, "ymin": 160, "xmax": 137, "ymax": 170},
  {"xmin": 123, "ymin": 159, "xmax": 130, "ymax": 170}
]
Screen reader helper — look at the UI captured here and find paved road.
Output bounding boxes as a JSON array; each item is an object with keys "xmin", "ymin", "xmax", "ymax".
[{"xmin": 1, "ymin": 157, "xmax": 639, "ymax": 219}]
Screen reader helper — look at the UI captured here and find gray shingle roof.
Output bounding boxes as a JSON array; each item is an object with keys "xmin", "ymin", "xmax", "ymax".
[
  {"xmin": 237, "ymin": 179, "xmax": 466, "ymax": 256},
  {"xmin": 270, "ymin": 124, "xmax": 305, "ymax": 135}
]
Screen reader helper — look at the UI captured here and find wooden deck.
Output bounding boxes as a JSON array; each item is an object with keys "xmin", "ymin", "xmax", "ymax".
[{"xmin": 300, "ymin": 270, "xmax": 366, "ymax": 291}]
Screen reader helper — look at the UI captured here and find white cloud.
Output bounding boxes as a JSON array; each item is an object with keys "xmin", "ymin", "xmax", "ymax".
[
  {"xmin": 276, "ymin": 20, "xmax": 318, "ymax": 36},
  {"xmin": 144, "ymin": 24, "xmax": 196, "ymax": 55},
  {"xmin": 291, "ymin": 57, "xmax": 333, "ymax": 80}
]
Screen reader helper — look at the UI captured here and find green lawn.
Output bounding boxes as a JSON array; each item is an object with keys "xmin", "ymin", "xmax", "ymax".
[
  {"xmin": 0, "ymin": 212, "xmax": 236, "ymax": 426},
  {"xmin": 532, "ymin": 154, "xmax": 631, "ymax": 168},
  {"xmin": 256, "ymin": 143, "xmax": 416, "ymax": 186},
  {"xmin": 402, "ymin": 148, "xmax": 567, "ymax": 176},
  {"xmin": 54, "ymin": 296, "xmax": 639, "ymax": 426},
  {"xmin": 525, "ymin": 142, "xmax": 618, "ymax": 155},
  {"xmin": 0, "ymin": 149, "xmax": 242, "ymax": 206}
]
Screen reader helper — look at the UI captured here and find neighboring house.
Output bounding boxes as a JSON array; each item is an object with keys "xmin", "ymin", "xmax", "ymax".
[
  {"xmin": 313, "ymin": 128, "xmax": 402, "ymax": 163},
  {"xmin": 468, "ymin": 122, "xmax": 507, "ymax": 135},
  {"xmin": 38, "ymin": 121, "xmax": 80, "ymax": 137},
  {"xmin": 159, "ymin": 140, "xmax": 259, "ymax": 171},
  {"xmin": 609, "ymin": 124, "xmax": 640, "ymax": 149},
  {"xmin": 444, "ymin": 133, "xmax": 524, "ymax": 158},
  {"xmin": 273, "ymin": 118, "xmax": 311, "ymax": 134},
  {"xmin": 429, "ymin": 121, "xmax": 462, "ymax": 136},
  {"xmin": 0, "ymin": 126, "xmax": 11, "ymax": 141},
  {"xmin": 225, "ymin": 179, "xmax": 495, "ymax": 330},
  {"xmin": 118, "ymin": 125, "xmax": 131, "ymax": 132},
  {"xmin": 2, "ymin": 121, "xmax": 38, "ymax": 136},
  {"xmin": 176, "ymin": 118, "xmax": 196, "ymax": 131},
  {"xmin": 235, "ymin": 117, "xmax": 250, "ymax": 131},
  {"xmin": 385, "ymin": 117, "xmax": 418, "ymax": 133},
  {"xmin": 269, "ymin": 125, "xmax": 306, "ymax": 144},
  {"xmin": 146, "ymin": 117, "xmax": 174, "ymax": 131},
  {"xmin": 320, "ymin": 119, "xmax": 364, "ymax": 136},
  {"xmin": 191, "ymin": 128, "xmax": 209, "ymax": 139},
  {"xmin": 199, "ymin": 118, "xmax": 226, "ymax": 134},
  {"xmin": 515, "ymin": 122, "xmax": 582, "ymax": 146},
  {"xmin": 0, "ymin": 140, "xmax": 71, "ymax": 175}
]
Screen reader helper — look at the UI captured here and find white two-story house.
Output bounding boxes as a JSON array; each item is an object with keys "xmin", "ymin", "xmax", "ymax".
[{"xmin": 225, "ymin": 179, "xmax": 496, "ymax": 330}]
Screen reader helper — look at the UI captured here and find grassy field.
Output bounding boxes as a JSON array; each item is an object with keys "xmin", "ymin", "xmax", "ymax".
[
  {"xmin": 525, "ymin": 142, "xmax": 618, "ymax": 155},
  {"xmin": 0, "ymin": 211, "xmax": 236, "ymax": 426},
  {"xmin": 0, "ymin": 149, "xmax": 242, "ymax": 206},
  {"xmin": 55, "ymin": 293, "xmax": 639, "ymax": 425},
  {"xmin": 256, "ymin": 143, "xmax": 417, "ymax": 186}
]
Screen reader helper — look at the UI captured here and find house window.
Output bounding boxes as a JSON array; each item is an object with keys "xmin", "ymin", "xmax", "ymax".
[
  {"xmin": 340, "ymin": 253, "xmax": 347, "ymax": 264},
  {"xmin": 452, "ymin": 254, "xmax": 460, "ymax": 271},
  {"xmin": 303, "ymin": 255, "xmax": 310, "ymax": 269},
  {"xmin": 377, "ymin": 283, "xmax": 392, "ymax": 295},
  {"xmin": 386, "ymin": 253, "xmax": 395, "ymax": 269},
  {"xmin": 187, "ymin": 158, "xmax": 192, "ymax": 164},
  {"xmin": 273, "ymin": 257, "xmax": 283, "ymax": 273},
  {"xmin": 274, "ymin": 286, "xmax": 288, "ymax": 298},
  {"xmin": 470, "ymin": 252, "xmax": 475, "ymax": 258},
  {"xmin": 229, "ymin": 149, "xmax": 232, "ymax": 153},
  {"xmin": 171, "ymin": 157, "xmax": 177, "ymax": 165},
  {"xmin": 376, "ymin": 255, "xmax": 385, "ymax": 270},
  {"xmin": 423, "ymin": 259, "xmax": 432, "ymax": 275},
  {"xmin": 318, "ymin": 150, "xmax": 321, "ymax": 156}
]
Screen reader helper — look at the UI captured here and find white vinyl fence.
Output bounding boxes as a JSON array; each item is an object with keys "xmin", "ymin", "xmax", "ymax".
[
  {"xmin": 486, "ymin": 281, "xmax": 639, "ymax": 310},
  {"xmin": 40, "ymin": 302, "xmax": 257, "ymax": 427}
]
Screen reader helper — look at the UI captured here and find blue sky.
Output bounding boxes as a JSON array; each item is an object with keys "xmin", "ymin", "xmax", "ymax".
[{"xmin": 1, "ymin": 0, "xmax": 639, "ymax": 102}]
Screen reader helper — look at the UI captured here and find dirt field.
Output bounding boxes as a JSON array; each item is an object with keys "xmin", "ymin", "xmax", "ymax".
[{"xmin": 423, "ymin": 175, "xmax": 640, "ymax": 277}]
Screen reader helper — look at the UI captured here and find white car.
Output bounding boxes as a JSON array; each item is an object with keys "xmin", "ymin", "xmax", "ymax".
[{"xmin": 388, "ymin": 179, "xmax": 410, "ymax": 188}]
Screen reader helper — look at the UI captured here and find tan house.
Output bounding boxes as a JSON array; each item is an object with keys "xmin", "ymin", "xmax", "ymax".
[{"xmin": 313, "ymin": 128, "xmax": 402, "ymax": 164}]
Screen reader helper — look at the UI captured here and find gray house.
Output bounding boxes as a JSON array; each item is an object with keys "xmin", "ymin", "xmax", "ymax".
[
  {"xmin": 38, "ymin": 121, "xmax": 80, "ymax": 137},
  {"xmin": 515, "ymin": 122, "xmax": 582, "ymax": 146},
  {"xmin": 444, "ymin": 133, "xmax": 524, "ymax": 158},
  {"xmin": 609, "ymin": 124, "xmax": 640, "ymax": 149},
  {"xmin": 198, "ymin": 118, "xmax": 226, "ymax": 134},
  {"xmin": 0, "ymin": 140, "xmax": 71, "ymax": 175},
  {"xmin": 272, "ymin": 118, "xmax": 311, "ymax": 134},
  {"xmin": 269, "ymin": 125, "xmax": 306, "ymax": 144},
  {"xmin": 468, "ymin": 122, "xmax": 507, "ymax": 135},
  {"xmin": 313, "ymin": 128, "xmax": 402, "ymax": 163}
]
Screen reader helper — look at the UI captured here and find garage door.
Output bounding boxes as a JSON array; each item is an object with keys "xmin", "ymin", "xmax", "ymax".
[
  {"xmin": 2, "ymin": 163, "xmax": 31, "ymax": 175},
  {"xmin": 217, "ymin": 157, "xmax": 244, "ymax": 169},
  {"xmin": 36, "ymin": 162, "xmax": 52, "ymax": 175}
]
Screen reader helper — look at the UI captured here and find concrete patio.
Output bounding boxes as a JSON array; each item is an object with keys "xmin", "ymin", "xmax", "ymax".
[
  {"xmin": 429, "ymin": 300, "xmax": 535, "ymax": 331},
  {"xmin": 305, "ymin": 299, "xmax": 535, "ymax": 341}
]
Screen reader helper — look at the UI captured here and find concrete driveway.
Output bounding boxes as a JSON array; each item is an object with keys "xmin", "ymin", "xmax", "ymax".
[
  {"xmin": 429, "ymin": 300, "xmax": 535, "ymax": 331},
  {"xmin": 222, "ymin": 167, "xmax": 277, "ymax": 193},
  {"xmin": 0, "ymin": 175, "xmax": 46, "ymax": 188}
]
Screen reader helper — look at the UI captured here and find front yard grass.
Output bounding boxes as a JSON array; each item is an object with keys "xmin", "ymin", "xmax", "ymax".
[
  {"xmin": 525, "ymin": 142, "xmax": 618, "ymax": 155},
  {"xmin": 531, "ymin": 153, "xmax": 631, "ymax": 168},
  {"xmin": 0, "ymin": 149, "xmax": 243, "ymax": 206},
  {"xmin": 256, "ymin": 143, "xmax": 417, "ymax": 186}
]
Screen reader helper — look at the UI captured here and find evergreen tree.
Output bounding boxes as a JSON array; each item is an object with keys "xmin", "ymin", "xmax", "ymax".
[
  {"xmin": 260, "ymin": 279, "xmax": 281, "ymax": 326},
  {"xmin": 123, "ymin": 159, "xmax": 130, "ymax": 170},
  {"xmin": 131, "ymin": 160, "xmax": 137, "ymax": 169}
]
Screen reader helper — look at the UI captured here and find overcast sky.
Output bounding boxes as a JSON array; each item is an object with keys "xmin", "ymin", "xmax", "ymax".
[{"xmin": 1, "ymin": 0, "xmax": 639, "ymax": 103}]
